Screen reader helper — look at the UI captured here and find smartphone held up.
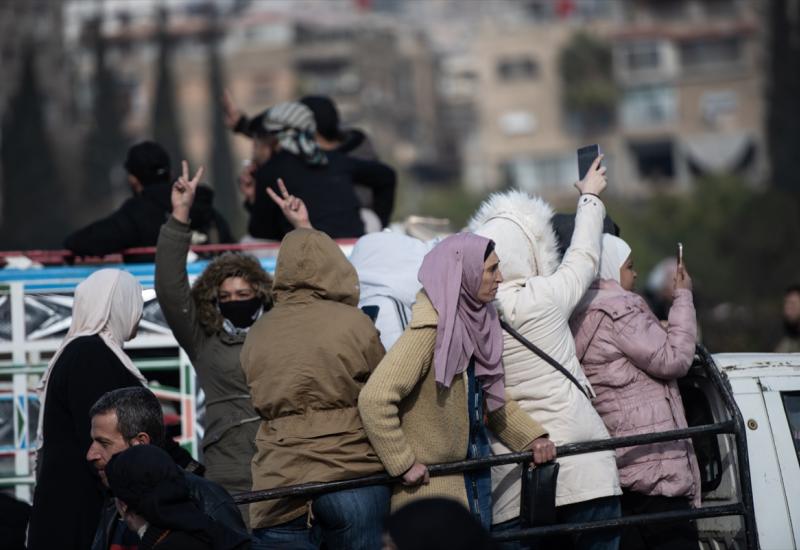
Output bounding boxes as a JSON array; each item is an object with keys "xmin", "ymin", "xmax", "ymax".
[{"xmin": 577, "ymin": 144, "xmax": 602, "ymax": 181}]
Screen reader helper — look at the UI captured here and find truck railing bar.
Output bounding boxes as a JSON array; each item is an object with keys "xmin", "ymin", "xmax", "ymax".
[
  {"xmin": 493, "ymin": 503, "xmax": 745, "ymax": 541},
  {"xmin": 696, "ymin": 346, "xmax": 759, "ymax": 549},
  {"xmin": 233, "ymin": 421, "xmax": 734, "ymax": 505},
  {"xmin": 0, "ymin": 239, "xmax": 358, "ymax": 266}
]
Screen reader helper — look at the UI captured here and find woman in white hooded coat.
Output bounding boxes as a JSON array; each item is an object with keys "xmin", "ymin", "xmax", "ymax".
[{"xmin": 469, "ymin": 158, "xmax": 622, "ymax": 550}]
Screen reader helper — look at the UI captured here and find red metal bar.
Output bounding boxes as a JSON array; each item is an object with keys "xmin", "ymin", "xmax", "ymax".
[{"xmin": 0, "ymin": 239, "xmax": 359, "ymax": 266}]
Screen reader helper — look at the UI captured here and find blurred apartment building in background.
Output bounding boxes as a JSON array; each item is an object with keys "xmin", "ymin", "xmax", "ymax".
[
  {"xmin": 466, "ymin": 0, "xmax": 765, "ymax": 199},
  {"xmin": 0, "ymin": 0, "xmax": 770, "ymax": 235}
]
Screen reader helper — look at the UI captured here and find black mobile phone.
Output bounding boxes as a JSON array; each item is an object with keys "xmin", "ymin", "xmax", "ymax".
[
  {"xmin": 361, "ymin": 305, "xmax": 380, "ymax": 323},
  {"xmin": 577, "ymin": 144, "xmax": 602, "ymax": 181}
]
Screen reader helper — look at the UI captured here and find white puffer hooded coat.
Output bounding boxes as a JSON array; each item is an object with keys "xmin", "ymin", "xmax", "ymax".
[{"xmin": 469, "ymin": 191, "xmax": 621, "ymax": 524}]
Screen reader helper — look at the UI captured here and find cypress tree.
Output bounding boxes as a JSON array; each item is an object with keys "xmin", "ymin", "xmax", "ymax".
[
  {"xmin": 204, "ymin": 7, "xmax": 244, "ymax": 237},
  {"xmin": 82, "ymin": 16, "xmax": 127, "ymax": 216},
  {"xmin": 0, "ymin": 47, "xmax": 65, "ymax": 248},
  {"xmin": 152, "ymin": 7, "xmax": 185, "ymax": 167}
]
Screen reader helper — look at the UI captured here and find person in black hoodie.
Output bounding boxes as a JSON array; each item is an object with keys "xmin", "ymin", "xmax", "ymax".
[
  {"xmin": 223, "ymin": 93, "xmax": 396, "ymax": 237},
  {"xmin": 64, "ymin": 141, "xmax": 232, "ymax": 261},
  {"xmin": 300, "ymin": 95, "xmax": 392, "ymax": 232}
]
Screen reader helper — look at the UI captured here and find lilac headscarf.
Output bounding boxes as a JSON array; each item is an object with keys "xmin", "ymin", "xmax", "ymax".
[{"xmin": 418, "ymin": 233, "xmax": 505, "ymax": 411}]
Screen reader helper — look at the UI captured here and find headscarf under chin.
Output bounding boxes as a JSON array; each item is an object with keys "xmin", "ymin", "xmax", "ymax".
[
  {"xmin": 599, "ymin": 234, "xmax": 632, "ymax": 284},
  {"xmin": 417, "ymin": 233, "xmax": 505, "ymax": 411},
  {"xmin": 36, "ymin": 269, "xmax": 147, "ymax": 448}
]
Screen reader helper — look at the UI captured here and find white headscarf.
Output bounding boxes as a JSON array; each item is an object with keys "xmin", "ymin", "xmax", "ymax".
[
  {"xmin": 36, "ymin": 269, "xmax": 148, "ymax": 448},
  {"xmin": 599, "ymin": 234, "xmax": 632, "ymax": 284}
]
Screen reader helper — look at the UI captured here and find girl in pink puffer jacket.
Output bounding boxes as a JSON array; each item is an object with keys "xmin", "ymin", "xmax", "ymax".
[{"xmin": 570, "ymin": 235, "xmax": 701, "ymax": 550}]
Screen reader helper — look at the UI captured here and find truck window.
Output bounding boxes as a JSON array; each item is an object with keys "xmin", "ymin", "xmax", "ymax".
[{"xmin": 782, "ymin": 392, "xmax": 800, "ymax": 465}]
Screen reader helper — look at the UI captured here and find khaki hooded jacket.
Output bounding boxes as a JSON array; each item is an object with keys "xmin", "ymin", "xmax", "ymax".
[{"xmin": 240, "ymin": 229, "xmax": 386, "ymax": 529}]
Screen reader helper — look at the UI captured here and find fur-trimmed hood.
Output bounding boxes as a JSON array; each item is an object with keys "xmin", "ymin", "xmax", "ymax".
[
  {"xmin": 468, "ymin": 190, "xmax": 560, "ymax": 283},
  {"xmin": 191, "ymin": 252, "xmax": 273, "ymax": 336}
]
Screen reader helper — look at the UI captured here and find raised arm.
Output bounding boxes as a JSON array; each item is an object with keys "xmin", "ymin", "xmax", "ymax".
[
  {"xmin": 222, "ymin": 88, "xmax": 252, "ymax": 138},
  {"xmin": 266, "ymin": 178, "xmax": 313, "ymax": 229},
  {"xmin": 154, "ymin": 161, "xmax": 206, "ymax": 359},
  {"xmin": 542, "ymin": 155, "xmax": 608, "ymax": 316},
  {"xmin": 612, "ymin": 267, "xmax": 697, "ymax": 380},
  {"xmin": 63, "ymin": 204, "xmax": 141, "ymax": 257}
]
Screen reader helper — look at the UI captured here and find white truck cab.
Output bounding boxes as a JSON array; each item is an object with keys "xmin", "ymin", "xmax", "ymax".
[{"xmin": 711, "ymin": 354, "xmax": 800, "ymax": 550}]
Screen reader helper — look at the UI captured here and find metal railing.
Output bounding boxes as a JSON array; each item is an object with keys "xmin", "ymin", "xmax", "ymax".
[{"xmin": 232, "ymin": 347, "xmax": 759, "ymax": 548}]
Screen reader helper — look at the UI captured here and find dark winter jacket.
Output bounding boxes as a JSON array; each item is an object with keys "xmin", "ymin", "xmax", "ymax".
[
  {"xmin": 64, "ymin": 183, "xmax": 233, "ymax": 261},
  {"xmin": 27, "ymin": 336, "xmax": 142, "ymax": 550},
  {"xmin": 91, "ymin": 470, "xmax": 249, "ymax": 550},
  {"xmin": 155, "ymin": 217, "xmax": 270, "ymax": 523},
  {"xmin": 248, "ymin": 149, "xmax": 396, "ymax": 240}
]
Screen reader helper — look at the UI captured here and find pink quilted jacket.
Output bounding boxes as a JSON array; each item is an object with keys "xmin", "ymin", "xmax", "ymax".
[{"xmin": 570, "ymin": 279, "xmax": 701, "ymax": 506}]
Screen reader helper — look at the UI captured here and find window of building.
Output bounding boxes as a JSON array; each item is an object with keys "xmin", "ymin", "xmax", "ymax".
[
  {"xmin": 700, "ymin": 90, "xmax": 738, "ymax": 125},
  {"xmin": 629, "ymin": 140, "xmax": 675, "ymax": 181},
  {"xmin": 680, "ymin": 37, "xmax": 742, "ymax": 71},
  {"xmin": 621, "ymin": 84, "xmax": 677, "ymax": 128},
  {"xmin": 498, "ymin": 110, "xmax": 537, "ymax": 136},
  {"xmin": 703, "ymin": 0, "xmax": 739, "ymax": 18},
  {"xmin": 619, "ymin": 40, "xmax": 662, "ymax": 72},
  {"xmin": 636, "ymin": 0, "xmax": 689, "ymax": 20},
  {"xmin": 496, "ymin": 56, "xmax": 539, "ymax": 82},
  {"xmin": 782, "ymin": 392, "xmax": 800, "ymax": 466},
  {"xmin": 503, "ymin": 154, "xmax": 577, "ymax": 192}
]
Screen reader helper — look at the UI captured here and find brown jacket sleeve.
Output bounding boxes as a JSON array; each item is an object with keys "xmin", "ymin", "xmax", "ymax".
[{"xmin": 487, "ymin": 396, "xmax": 549, "ymax": 452}]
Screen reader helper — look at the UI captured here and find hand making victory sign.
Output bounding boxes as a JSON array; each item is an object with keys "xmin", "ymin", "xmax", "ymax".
[
  {"xmin": 171, "ymin": 160, "xmax": 205, "ymax": 225},
  {"xmin": 266, "ymin": 178, "xmax": 313, "ymax": 229}
]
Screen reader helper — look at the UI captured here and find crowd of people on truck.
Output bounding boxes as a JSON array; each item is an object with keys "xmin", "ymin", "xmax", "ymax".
[{"xmin": 18, "ymin": 92, "xmax": 713, "ymax": 550}]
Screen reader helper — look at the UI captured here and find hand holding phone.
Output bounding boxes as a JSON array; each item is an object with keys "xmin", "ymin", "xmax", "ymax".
[
  {"xmin": 674, "ymin": 242, "xmax": 692, "ymax": 291},
  {"xmin": 578, "ymin": 144, "xmax": 602, "ymax": 181},
  {"xmin": 575, "ymin": 150, "xmax": 607, "ymax": 196}
]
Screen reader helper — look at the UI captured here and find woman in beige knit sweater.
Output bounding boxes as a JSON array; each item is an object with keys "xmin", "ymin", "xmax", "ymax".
[{"xmin": 359, "ymin": 232, "xmax": 556, "ymax": 529}]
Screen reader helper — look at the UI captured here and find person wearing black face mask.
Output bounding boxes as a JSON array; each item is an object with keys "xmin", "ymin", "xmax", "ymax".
[
  {"xmin": 154, "ymin": 161, "xmax": 273, "ymax": 528},
  {"xmin": 218, "ymin": 298, "xmax": 263, "ymax": 329}
]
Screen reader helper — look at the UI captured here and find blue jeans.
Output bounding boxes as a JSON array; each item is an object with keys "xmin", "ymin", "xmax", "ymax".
[
  {"xmin": 252, "ymin": 484, "xmax": 391, "ymax": 550},
  {"xmin": 493, "ymin": 495, "xmax": 621, "ymax": 550}
]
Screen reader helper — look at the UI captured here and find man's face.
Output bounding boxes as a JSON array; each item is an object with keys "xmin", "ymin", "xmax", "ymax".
[{"xmin": 86, "ymin": 411, "xmax": 131, "ymax": 487}]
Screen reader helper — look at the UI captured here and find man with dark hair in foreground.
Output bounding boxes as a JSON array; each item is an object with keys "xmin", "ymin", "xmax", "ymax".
[{"xmin": 86, "ymin": 386, "xmax": 249, "ymax": 550}]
